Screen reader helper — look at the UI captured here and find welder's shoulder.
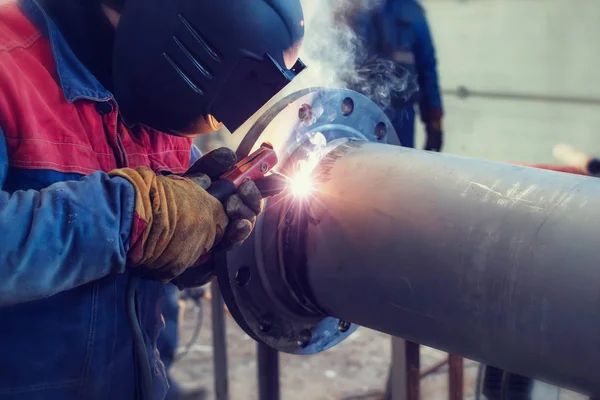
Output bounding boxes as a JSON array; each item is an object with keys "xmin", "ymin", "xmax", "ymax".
[
  {"xmin": 0, "ymin": 2, "xmax": 56, "ymax": 119},
  {"xmin": 406, "ymin": 0, "xmax": 426, "ymax": 14},
  {"xmin": 0, "ymin": 1, "xmax": 54, "ymax": 91},
  {"xmin": 394, "ymin": 1, "xmax": 427, "ymax": 22},
  {"xmin": 0, "ymin": 2, "xmax": 44, "ymax": 57}
]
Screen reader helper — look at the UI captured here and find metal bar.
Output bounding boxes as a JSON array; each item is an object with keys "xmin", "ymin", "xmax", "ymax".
[
  {"xmin": 303, "ymin": 142, "xmax": 600, "ymax": 396},
  {"xmin": 420, "ymin": 358, "xmax": 448, "ymax": 379},
  {"xmin": 406, "ymin": 342, "xmax": 420, "ymax": 400},
  {"xmin": 448, "ymin": 355, "xmax": 464, "ymax": 400},
  {"xmin": 389, "ymin": 337, "xmax": 408, "ymax": 400},
  {"xmin": 518, "ymin": 164, "xmax": 588, "ymax": 175},
  {"xmin": 444, "ymin": 86, "xmax": 600, "ymax": 106},
  {"xmin": 211, "ymin": 277, "xmax": 229, "ymax": 400},
  {"xmin": 388, "ymin": 338, "xmax": 420, "ymax": 400},
  {"xmin": 257, "ymin": 343, "xmax": 280, "ymax": 400},
  {"xmin": 551, "ymin": 145, "xmax": 600, "ymax": 177}
]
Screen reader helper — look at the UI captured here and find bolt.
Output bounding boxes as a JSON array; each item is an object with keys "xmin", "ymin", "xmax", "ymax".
[
  {"xmin": 341, "ymin": 97, "xmax": 354, "ymax": 116},
  {"xmin": 374, "ymin": 122, "xmax": 387, "ymax": 140},
  {"xmin": 259, "ymin": 319, "xmax": 272, "ymax": 333},
  {"xmin": 235, "ymin": 266, "xmax": 251, "ymax": 287},
  {"xmin": 338, "ymin": 320, "xmax": 351, "ymax": 333},
  {"xmin": 298, "ymin": 104, "xmax": 313, "ymax": 122},
  {"xmin": 297, "ymin": 329, "xmax": 312, "ymax": 348},
  {"xmin": 260, "ymin": 163, "xmax": 268, "ymax": 173}
]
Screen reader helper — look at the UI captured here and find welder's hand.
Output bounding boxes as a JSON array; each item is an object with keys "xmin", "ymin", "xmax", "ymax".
[
  {"xmin": 186, "ymin": 147, "xmax": 288, "ymax": 252},
  {"xmin": 109, "ymin": 167, "xmax": 228, "ymax": 282},
  {"xmin": 219, "ymin": 173, "xmax": 288, "ymax": 250},
  {"xmin": 185, "ymin": 147, "xmax": 260, "ymax": 250},
  {"xmin": 172, "ymin": 172, "xmax": 288, "ymax": 289},
  {"xmin": 185, "ymin": 147, "xmax": 238, "ymax": 190},
  {"xmin": 424, "ymin": 120, "xmax": 443, "ymax": 152}
]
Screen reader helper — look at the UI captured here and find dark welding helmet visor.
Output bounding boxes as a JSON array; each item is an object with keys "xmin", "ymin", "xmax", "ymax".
[{"xmin": 112, "ymin": 0, "xmax": 306, "ymax": 135}]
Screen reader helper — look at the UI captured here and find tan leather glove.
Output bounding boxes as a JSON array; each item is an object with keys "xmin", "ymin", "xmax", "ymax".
[
  {"xmin": 186, "ymin": 147, "xmax": 258, "ymax": 250},
  {"xmin": 172, "ymin": 148, "xmax": 288, "ymax": 288},
  {"xmin": 185, "ymin": 148, "xmax": 287, "ymax": 250},
  {"xmin": 109, "ymin": 167, "xmax": 228, "ymax": 281}
]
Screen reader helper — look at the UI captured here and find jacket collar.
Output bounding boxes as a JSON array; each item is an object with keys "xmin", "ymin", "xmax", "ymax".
[{"xmin": 19, "ymin": 0, "xmax": 113, "ymax": 103}]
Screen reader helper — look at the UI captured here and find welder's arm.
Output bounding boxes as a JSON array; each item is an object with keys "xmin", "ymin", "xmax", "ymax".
[
  {"xmin": 108, "ymin": 166, "xmax": 228, "ymax": 282},
  {"xmin": 0, "ymin": 128, "xmax": 225, "ymax": 306},
  {"xmin": 0, "ymin": 129, "xmax": 136, "ymax": 307},
  {"xmin": 413, "ymin": 12, "xmax": 444, "ymax": 151},
  {"xmin": 413, "ymin": 13, "xmax": 443, "ymax": 122}
]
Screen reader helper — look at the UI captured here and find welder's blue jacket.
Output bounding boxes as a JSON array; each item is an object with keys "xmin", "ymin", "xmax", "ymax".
[
  {"xmin": 351, "ymin": 0, "xmax": 443, "ymax": 147},
  {"xmin": 0, "ymin": 1, "xmax": 201, "ymax": 398}
]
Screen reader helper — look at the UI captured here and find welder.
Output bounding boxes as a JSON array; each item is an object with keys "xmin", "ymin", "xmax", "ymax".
[
  {"xmin": 341, "ymin": 0, "xmax": 444, "ymax": 151},
  {"xmin": 0, "ymin": 0, "xmax": 303, "ymax": 399}
]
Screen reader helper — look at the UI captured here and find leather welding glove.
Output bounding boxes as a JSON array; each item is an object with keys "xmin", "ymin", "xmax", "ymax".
[
  {"xmin": 109, "ymin": 166, "xmax": 228, "ymax": 282},
  {"xmin": 112, "ymin": 147, "xmax": 287, "ymax": 283},
  {"xmin": 184, "ymin": 148, "xmax": 287, "ymax": 251},
  {"xmin": 424, "ymin": 119, "xmax": 444, "ymax": 152},
  {"xmin": 171, "ymin": 148, "xmax": 288, "ymax": 288},
  {"xmin": 171, "ymin": 174, "xmax": 288, "ymax": 289}
]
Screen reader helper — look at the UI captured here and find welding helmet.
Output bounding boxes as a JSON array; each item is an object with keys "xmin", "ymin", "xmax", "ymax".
[{"xmin": 111, "ymin": 0, "xmax": 306, "ymax": 134}]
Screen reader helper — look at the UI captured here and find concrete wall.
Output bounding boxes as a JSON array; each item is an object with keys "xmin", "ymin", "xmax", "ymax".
[{"xmin": 418, "ymin": 0, "xmax": 600, "ymax": 163}]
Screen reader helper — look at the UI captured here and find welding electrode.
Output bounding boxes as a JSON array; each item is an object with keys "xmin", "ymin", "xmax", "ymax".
[{"xmin": 254, "ymin": 172, "xmax": 290, "ymax": 197}]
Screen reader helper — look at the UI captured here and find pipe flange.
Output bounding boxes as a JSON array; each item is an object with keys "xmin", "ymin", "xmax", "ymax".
[{"xmin": 218, "ymin": 88, "xmax": 396, "ymax": 354}]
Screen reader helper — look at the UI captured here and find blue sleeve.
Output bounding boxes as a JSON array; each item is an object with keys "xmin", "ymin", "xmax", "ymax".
[
  {"xmin": 0, "ymin": 127, "xmax": 137, "ymax": 307},
  {"xmin": 350, "ymin": 12, "xmax": 379, "ymax": 57},
  {"xmin": 190, "ymin": 144, "xmax": 202, "ymax": 166},
  {"xmin": 413, "ymin": 12, "xmax": 444, "ymax": 122}
]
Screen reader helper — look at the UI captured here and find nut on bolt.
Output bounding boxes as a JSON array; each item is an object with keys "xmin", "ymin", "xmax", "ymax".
[
  {"xmin": 259, "ymin": 318, "xmax": 272, "ymax": 333},
  {"xmin": 338, "ymin": 320, "xmax": 351, "ymax": 333},
  {"xmin": 297, "ymin": 329, "xmax": 312, "ymax": 348}
]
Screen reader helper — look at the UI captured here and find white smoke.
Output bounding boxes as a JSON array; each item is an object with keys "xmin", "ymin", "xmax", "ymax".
[
  {"xmin": 289, "ymin": 0, "xmax": 419, "ymax": 111},
  {"xmin": 219, "ymin": 0, "xmax": 419, "ymax": 151}
]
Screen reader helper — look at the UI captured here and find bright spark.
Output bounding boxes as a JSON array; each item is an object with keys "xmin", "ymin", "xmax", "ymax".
[
  {"xmin": 288, "ymin": 132, "xmax": 326, "ymax": 198},
  {"xmin": 290, "ymin": 170, "xmax": 314, "ymax": 197}
]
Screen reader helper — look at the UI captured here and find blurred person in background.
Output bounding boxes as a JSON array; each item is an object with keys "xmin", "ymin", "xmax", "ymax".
[
  {"xmin": 335, "ymin": 1, "xmax": 444, "ymax": 398},
  {"xmin": 337, "ymin": 0, "xmax": 444, "ymax": 151}
]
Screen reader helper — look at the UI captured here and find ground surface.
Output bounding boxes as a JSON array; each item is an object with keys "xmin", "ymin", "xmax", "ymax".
[{"xmin": 170, "ymin": 298, "xmax": 585, "ymax": 400}]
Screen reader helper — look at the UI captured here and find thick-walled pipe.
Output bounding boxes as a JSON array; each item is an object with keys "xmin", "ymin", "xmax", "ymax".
[{"xmin": 302, "ymin": 141, "xmax": 600, "ymax": 395}]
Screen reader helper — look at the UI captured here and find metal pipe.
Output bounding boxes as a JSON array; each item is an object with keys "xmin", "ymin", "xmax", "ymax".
[
  {"xmin": 211, "ymin": 275, "xmax": 229, "ymax": 400},
  {"xmin": 552, "ymin": 144, "xmax": 600, "ymax": 177},
  {"xmin": 301, "ymin": 141, "xmax": 600, "ymax": 396},
  {"xmin": 257, "ymin": 344, "xmax": 280, "ymax": 400}
]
